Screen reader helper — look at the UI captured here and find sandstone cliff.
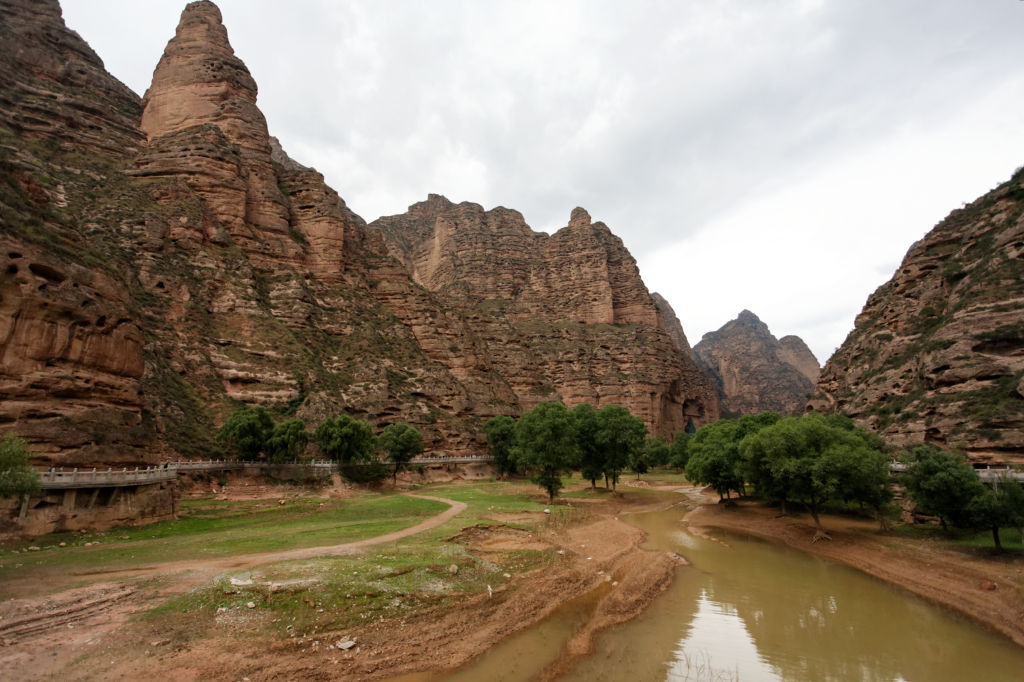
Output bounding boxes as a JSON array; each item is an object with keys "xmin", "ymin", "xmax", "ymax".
[
  {"xmin": 0, "ymin": 0, "xmax": 714, "ymax": 469},
  {"xmin": 374, "ymin": 198, "xmax": 720, "ymax": 435},
  {"xmin": 810, "ymin": 166, "xmax": 1024, "ymax": 466},
  {"xmin": 694, "ymin": 311, "xmax": 820, "ymax": 417},
  {"xmin": 651, "ymin": 293, "xmax": 696, "ymax": 361},
  {"xmin": 1, "ymin": 0, "xmax": 150, "ymax": 466}
]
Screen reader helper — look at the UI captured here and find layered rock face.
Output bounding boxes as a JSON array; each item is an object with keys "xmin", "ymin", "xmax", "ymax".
[
  {"xmin": 651, "ymin": 293, "xmax": 696, "ymax": 361},
  {"xmin": 0, "ymin": 0, "xmax": 150, "ymax": 467},
  {"xmin": 374, "ymin": 199, "xmax": 719, "ymax": 434},
  {"xmin": 1, "ymin": 0, "xmax": 714, "ymax": 473},
  {"xmin": 694, "ymin": 311, "xmax": 820, "ymax": 417},
  {"xmin": 810, "ymin": 167, "xmax": 1024, "ymax": 466},
  {"xmin": 0, "ymin": 0, "xmax": 143, "ymax": 155}
]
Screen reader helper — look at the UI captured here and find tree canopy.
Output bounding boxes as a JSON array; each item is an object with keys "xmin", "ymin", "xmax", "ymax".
[
  {"xmin": 217, "ymin": 405, "xmax": 274, "ymax": 460},
  {"xmin": 483, "ymin": 415, "xmax": 518, "ymax": 478},
  {"xmin": 594, "ymin": 405, "xmax": 647, "ymax": 490},
  {"xmin": 0, "ymin": 434, "xmax": 41, "ymax": 499},
  {"xmin": 643, "ymin": 436, "xmax": 671, "ymax": 468},
  {"xmin": 967, "ymin": 476, "xmax": 1024, "ymax": 552},
  {"xmin": 569, "ymin": 403, "xmax": 603, "ymax": 488},
  {"xmin": 669, "ymin": 430, "xmax": 691, "ymax": 469},
  {"xmin": 902, "ymin": 445, "xmax": 1024, "ymax": 551},
  {"xmin": 900, "ymin": 446, "xmax": 985, "ymax": 531},
  {"xmin": 740, "ymin": 413, "xmax": 889, "ymax": 537},
  {"xmin": 265, "ymin": 418, "xmax": 309, "ymax": 463},
  {"xmin": 685, "ymin": 419, "xmax": 747, "ymax": 501},
  {"xmin": 514, "ymin": 402, "xmax": 578, "ymax": 503},
  {"xmin": 687, "ymin": 412, "xmax": 780, "ymax": 502},
  {"xmin": 379, "ymin": 422, "xmax": 424, "ymax": 483},
  {"xmin": 313, "ymin": 414, "xmax": 377, "ymax": 464}
]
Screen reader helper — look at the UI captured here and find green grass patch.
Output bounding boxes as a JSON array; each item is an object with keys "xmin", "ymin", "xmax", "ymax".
[
  {"xmin": 893, "ymin": 524, "xmax": 1024, "ymax": 555},
  {"xmin": 0, "ymin": 494, "xmax": 446, "ymax": 588},
  {"xmin": 136, "ymin": 481, "xmax": 568, "ymax": 641}
]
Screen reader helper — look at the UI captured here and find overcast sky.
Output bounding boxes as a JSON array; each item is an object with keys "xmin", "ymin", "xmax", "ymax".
[{"xmin": 62, "ymin": 0, "xmax": 1024, "ymax": 364}]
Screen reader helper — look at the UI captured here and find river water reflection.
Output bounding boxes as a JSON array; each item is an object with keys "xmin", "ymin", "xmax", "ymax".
[{"xmin": 401, "ymin": 493, "xmax": 1024, "ymax": 681}]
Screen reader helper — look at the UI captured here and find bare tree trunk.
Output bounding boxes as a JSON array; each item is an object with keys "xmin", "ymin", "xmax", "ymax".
[
  {"xmin": 807, "ymin": 502, "xmax": 832, "ymax": 542},
  {"xmin": 876, "ymin": 507, "xmax": 891, "ymax": 532}
]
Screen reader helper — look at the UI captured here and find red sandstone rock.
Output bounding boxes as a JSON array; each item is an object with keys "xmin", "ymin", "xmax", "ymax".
[
  {"xmin": 651, "ymin": 293, "xmax": 696, "ymax": 361},
  {"xmin": 694, "ymin": 311, "xmax": 820, "ymax": 417},
  {"xmin": 374, "ymin": 200, "xmax": 719, "ymax": 435},
  {"xmin": 0, "ymin": 0, "xmax": 717, "ymax": 478},
  {"xmin": 810, "ymin": 166, "xmax": 1024, "ymax": 466}
]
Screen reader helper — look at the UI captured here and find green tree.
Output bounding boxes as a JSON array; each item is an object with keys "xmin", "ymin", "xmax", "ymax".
[
  {"xmin": 379, "ymin": 422, "xmax": 424, "ymax": 484},
  {"xmin": 483, "ymin": 415, "xmax": 518, "ymax": 478},
  {"xmin": 570, "ymin": 403, "xmax": 603, "ymax": 489},
  {"xmin": 313, "ymin": 414, "xmax": 377, "ymax": 465},
  {"xmin": 514, "ymin": 402, "xmax": 578, "ymax": 503},
  {"xmin": 966, "ymin": 476, "xmax": 1024, "ymax": 552},
  {"xmin": 900, "ymin": 446, "xmax": 985, "ymax": 531},
  {"xmin": 0, "ymin": 435, "xmax": 41, "ymax": 499},
  {"xmin": 265, "ymin": 418, "xmax": 309, "ymax": 463},
  {"xmin": 630, "ymin": 446, "xmax": 650, "ymax": 479},
  {"xmin": 595, "ymin": 405, "xmax": 647, "ymax": 491},
  {"xmin": 821, "ymin": 431, "xmax": 893, "ymax": 530},
  {"xmin": 685, "ymin": 419, "xmax": 746, "ymax": 501},
  {"xmin": 740, "ymin": 413, "xmax": 889, "ymax": 539},
  {"xmin": 217, "ymin": 405, "xmax": 274, "ymax": 460},
  {"xmin": 643, "ymin": 436, "xmax": 671, "ymax": 468},
  {"xmin": 669, "ymin": 431, "xmax": 691, "ymax": 469}
]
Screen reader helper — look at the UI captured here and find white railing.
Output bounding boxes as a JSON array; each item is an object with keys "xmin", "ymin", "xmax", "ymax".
[
  {"xmin": 39, "ymin": 466, "xmax": 178, "ymax": 489},
  {"xmin": 36, "ymin": 456, "xmax": 492, "ymax": 490},
  {"xmin": 889, "ymin": 461, "xmax": 1024, "ymax": 482},
  {"xmin": 412, "ymin": 455, "xmax": 493, "ymax": 465},
  {"xmin": 976, "ymin": 468, "xmax": 1024, "ymax": 483}
]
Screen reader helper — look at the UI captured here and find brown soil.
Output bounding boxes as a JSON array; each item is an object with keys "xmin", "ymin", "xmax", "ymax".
[
  {"xmin": 686, "ymin": 495, "xmax": 1024, "ymax": 647},
  {"xmin": 0, "ymin": 489, "xmax": 681, "ymax": 681},
  {"xmin": 7, "ymin": 484, "xmax": 1022, "ymax": 681}
]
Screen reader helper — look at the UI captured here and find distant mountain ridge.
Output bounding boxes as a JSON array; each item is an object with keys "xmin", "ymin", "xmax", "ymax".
[{"xmin": 694, "ymin": 311, "xmax": 820, "ymax": 417}]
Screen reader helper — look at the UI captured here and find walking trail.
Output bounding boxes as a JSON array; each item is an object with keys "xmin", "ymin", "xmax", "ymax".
[{"xmin": 0, "ymin": 493, "xmax": 467, "ymax": 674}]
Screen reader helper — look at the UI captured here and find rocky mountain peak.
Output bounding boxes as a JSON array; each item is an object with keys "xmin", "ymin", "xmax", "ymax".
[
  {"xmin": 777, "ymin": 335, "xmax": 820, "ymax": 385},
  {"xmin": 409, "ymin": 193, "xmax": 457, "ymax": 216},
  {"xmin": 651, "ymin": 293, "xmax": 696, "ymax": 360},
  {"xmin": 268, "ymin": 136, "xmax": 309, "ymax": 171},
  {"xmin": 695, "ymin": 311, "xmax": 819, "ymax": 417},
  {"xmin": 569, "ymin": 207, "xmax": 592, "ymax": 228},
  {"xmin": 140, "ymin": 0, "xmax": 263, "ymax": 149},
  {"xmin": 130, "ymin": 0, "xmax": 306, "ymax": 252},
  {"xmin": 374, "ymin": 203, "xmax": 719, "ymax": 432}
]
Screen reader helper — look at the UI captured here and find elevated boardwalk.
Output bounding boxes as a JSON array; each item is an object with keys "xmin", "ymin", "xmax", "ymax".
[
  {"xmin": 37, "ymin": 456, "xmax": 493, "ymax": 490},
  {"xmin": 888, "ymin": 462, "xmax": 1024, "ymax": 483},
  {"xmin": 37, "ymin": 457, "xmax": 1019, "ymax": 491}
]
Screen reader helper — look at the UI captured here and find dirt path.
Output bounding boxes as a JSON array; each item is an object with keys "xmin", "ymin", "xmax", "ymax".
[
  {"xmin": 686, "ymin": 496, "xmax": 1024, "ymax": 647},
  {"xmin": 0, "ymin": 494, "xmax": 466, "ymax": 680},
  {"xmin": 2, "ymin": 488, "xmax": 687, "ymax": 681},
  {"xmin": 67, "ymin": 494, "xmax": 467, "ymax": 585}
]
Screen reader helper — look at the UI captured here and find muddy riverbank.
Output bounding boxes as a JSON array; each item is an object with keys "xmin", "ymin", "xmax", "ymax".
[{"xmin": 686, "ymin": 495, "xmax": 1024, "ymax": 648}]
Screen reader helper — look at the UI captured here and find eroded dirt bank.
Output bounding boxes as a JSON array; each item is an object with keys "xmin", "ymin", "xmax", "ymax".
[
  {"xmin": 686, "ymin": 497, "xmax": 1024, "ymax": 648},
  {"xmin": 1, "ymin": 488, "xmax": 684, "ymax": 681}
]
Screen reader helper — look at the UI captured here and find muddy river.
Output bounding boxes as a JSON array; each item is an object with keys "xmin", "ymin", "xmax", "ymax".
[{"xmin": 400, "ymin": 493, "xmax": 1024, "ymax": 681}]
